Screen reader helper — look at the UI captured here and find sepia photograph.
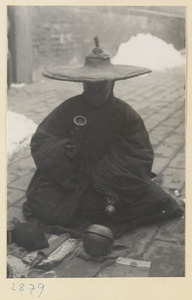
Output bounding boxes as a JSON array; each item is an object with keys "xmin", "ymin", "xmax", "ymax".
[{"xmin": 6, "ymin": 5, "xmax": 185, "ymax": 281}]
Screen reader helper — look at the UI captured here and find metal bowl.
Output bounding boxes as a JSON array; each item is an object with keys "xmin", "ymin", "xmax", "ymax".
[{"xmin": 83, "ymin": 224, "xmax": 114, "ymax": 256}]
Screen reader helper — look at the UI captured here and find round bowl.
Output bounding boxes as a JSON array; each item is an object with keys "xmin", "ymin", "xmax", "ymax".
[{"xmin": 83, "ymin": 224, "xmax": 114, "ymax": 256}]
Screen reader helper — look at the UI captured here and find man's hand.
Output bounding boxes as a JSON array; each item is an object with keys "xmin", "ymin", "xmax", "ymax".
[{"xmin": 65, "ymin": 144, "xmax": 79, "ymax": 159}]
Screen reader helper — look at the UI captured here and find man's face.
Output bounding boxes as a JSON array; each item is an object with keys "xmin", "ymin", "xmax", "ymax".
[{"xmin": 83, "ymin": 80, "xmax": 114, "ymax": 107}]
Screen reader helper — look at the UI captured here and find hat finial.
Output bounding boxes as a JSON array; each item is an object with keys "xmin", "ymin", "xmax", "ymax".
[
  {"xmin": 92, "ymin": 36, "xmax": 103, "ymax": 55},
  {"xmin": 94, "ymin": 36, "xmax": 100, "ymax": 48}
]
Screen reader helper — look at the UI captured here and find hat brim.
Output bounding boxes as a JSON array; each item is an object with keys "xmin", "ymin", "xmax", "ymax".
[{"xmin": 42, "ymin": 64, "xmax": 151, "ymax": 82}]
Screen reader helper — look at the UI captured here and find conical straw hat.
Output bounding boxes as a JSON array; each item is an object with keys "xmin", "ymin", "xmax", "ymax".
[{"xmin": 42, "ymin": 36, "xmax": 151, "ymax": 82}]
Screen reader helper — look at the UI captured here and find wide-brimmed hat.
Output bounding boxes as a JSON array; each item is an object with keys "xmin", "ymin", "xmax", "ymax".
[{"xmin": 42, "ymin": 37, "xmax": 151, "ymax": 82}]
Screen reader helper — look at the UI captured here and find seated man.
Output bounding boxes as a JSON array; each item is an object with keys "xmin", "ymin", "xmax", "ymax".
[{"xmin": 23, "ymin": 37, "xmax": 183, "ymax": 237}]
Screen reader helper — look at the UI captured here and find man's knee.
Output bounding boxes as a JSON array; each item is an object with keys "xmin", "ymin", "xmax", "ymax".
[{"xmin": 148, "ymin": 182, "xmax": 184, "ymax": 216}]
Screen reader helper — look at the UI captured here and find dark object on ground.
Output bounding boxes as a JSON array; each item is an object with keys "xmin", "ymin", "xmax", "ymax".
[
  {"xmin": 83, "ymin": 224, "xmax": 114, "ymax": 256},
  {"xmin": 27, "ymin": 235, "xmax": 69, "ymax": 268},
  {"xmin": 13, "ymin": 222, "xmax": 49, "ymax": 251}
]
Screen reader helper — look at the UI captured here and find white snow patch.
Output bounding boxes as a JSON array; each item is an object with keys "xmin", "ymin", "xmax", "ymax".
[
  {"xmin": 7, "ymin": 111, "xmax": 37, "ymax": 159},
  {"xmin": 10, "ymin": 83, "xmax": 26, "ymax": 88},
  {"xmin": 112, "ymin": 33, "xmax": 185, "ymax": 72}
]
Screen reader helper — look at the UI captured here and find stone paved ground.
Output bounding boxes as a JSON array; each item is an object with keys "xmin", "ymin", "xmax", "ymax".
[{"xmin": 7, "ymin": 65, "xmax": 185, "ymax": 277}]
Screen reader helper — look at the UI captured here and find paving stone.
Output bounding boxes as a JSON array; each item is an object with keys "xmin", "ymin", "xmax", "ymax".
[
  {"xmin": 8, "ymin": 146, "xmax": 31, "ymax": 165},
  {"xmin": 160, "ymin": 129, "xmax": 185, "ymax": 144},
  {"xmin": 130, "ymin": 102, "xmax": 150, "ymax": 112},
  {"xmin": 8, "ymin": 156, "xmax": 36, "ymax": 184},
  {"xmin": 163, "ymin": 134, "xmax": 185, "ymax": 146},
  {"xmin": 155, "ymin": 143, "xmax": 180, "ymax": 158},
  {"xmin": 150, "ymin": 125, "xmax": 174, "ymax": 138},
  {"xmin": 149, "ymin": 133, "xmax": 165, "ymax": 145},
  {"xmin": 158, "ymin": 93, "xmax": 178, "ymax": 103},
  {"xmin": 7, "ymin": 171, "xmax": 19, "ymax": 185},
  {"xmin": 7, "ymin": 207, "xmax": 27, "ymax": 223},
  {"xmin": 169, "ymin": 152, "xmax": 185, "ymax": 169},
  {"xmin": 149, "ymin": 102, "xmax": 168, "ymax": 109},
  {"xmin": 143, "ymin": 240, "xmax": 185, "ymax": 277},
  {"xmin": 153, "ymin": 217, "xmax": 185, "ymax": 245},
  {"xmin": 140, "ymin": 90, "xmax": 157, "ymax": 99},
  {"xmin": 149, "ymin": 136, "xmax": 161, "ymax": 148},
  {"xmin": 180, "ymin": 146, "xmax": 185, "ymax": 153},
  {"xmin": 7, "ymin": 188, "xmax": 26, "ymax": 207},
  {"xmin": 138, "ymin": 107, "xmax": 156, "ymax": 119},
  {"xmin": 144, "ymin": 118, "xmax": 161, "ymax": 131},
  {"xmin": 118, "ymin": 224, "xmax": 158, "ymax": 260},
  {"xmin": 160, "ymin": 167, "xmax": 185, "ymax": 190},
  {"xmin": 171, "ymin": 109, "xmax": 185, "ymax": 120},
  {"xmin": 159, "ymin": 106, "xmax": 177, "ymax": 116},
  {"xmin": 170, "ymin": 100, "xmax": 185, "ymax": 110},
  {"xmin": 151, "ymin": 112, "xmax": 168, "ymax": 122},
  {"xmin": 13, "ymin": 196, "xmax": 27, "ymax": 208},
  {"xmin": 152, "ymin": 157, "xmax": 171, "ymax": 174},
  {"xmin": 162, "ymin": 118, "xmax": 183, "ymax": 127},
  {"xmin": 8, "ymin": 172, "xmax": 33, "ymax": 191},
  {"xmin": 175, "ymin": 122, "xmax": 185, "ymax": 133},
  {"xmin": 163, "ymin": 91, "xmax": 184, "ymax": 103}
]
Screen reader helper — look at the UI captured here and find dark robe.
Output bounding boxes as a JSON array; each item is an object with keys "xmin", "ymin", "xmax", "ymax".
[{"xmin": 23, "ymin": 93, "xmax": 182, "ymax": 232}]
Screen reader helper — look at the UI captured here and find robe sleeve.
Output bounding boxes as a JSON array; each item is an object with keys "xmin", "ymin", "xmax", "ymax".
[
  {"xmin": 30, "ymin": 101, "xmax": 88, "ymax": 189},
  {"xmin": 91, "ymin": 104, "xmax": 154, "ymax": 204}
]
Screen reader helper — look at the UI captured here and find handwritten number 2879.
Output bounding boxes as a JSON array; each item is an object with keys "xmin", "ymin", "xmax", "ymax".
[{"xmin": 11, "ymin": 283, "xmax": 44, "ymax": 297}]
